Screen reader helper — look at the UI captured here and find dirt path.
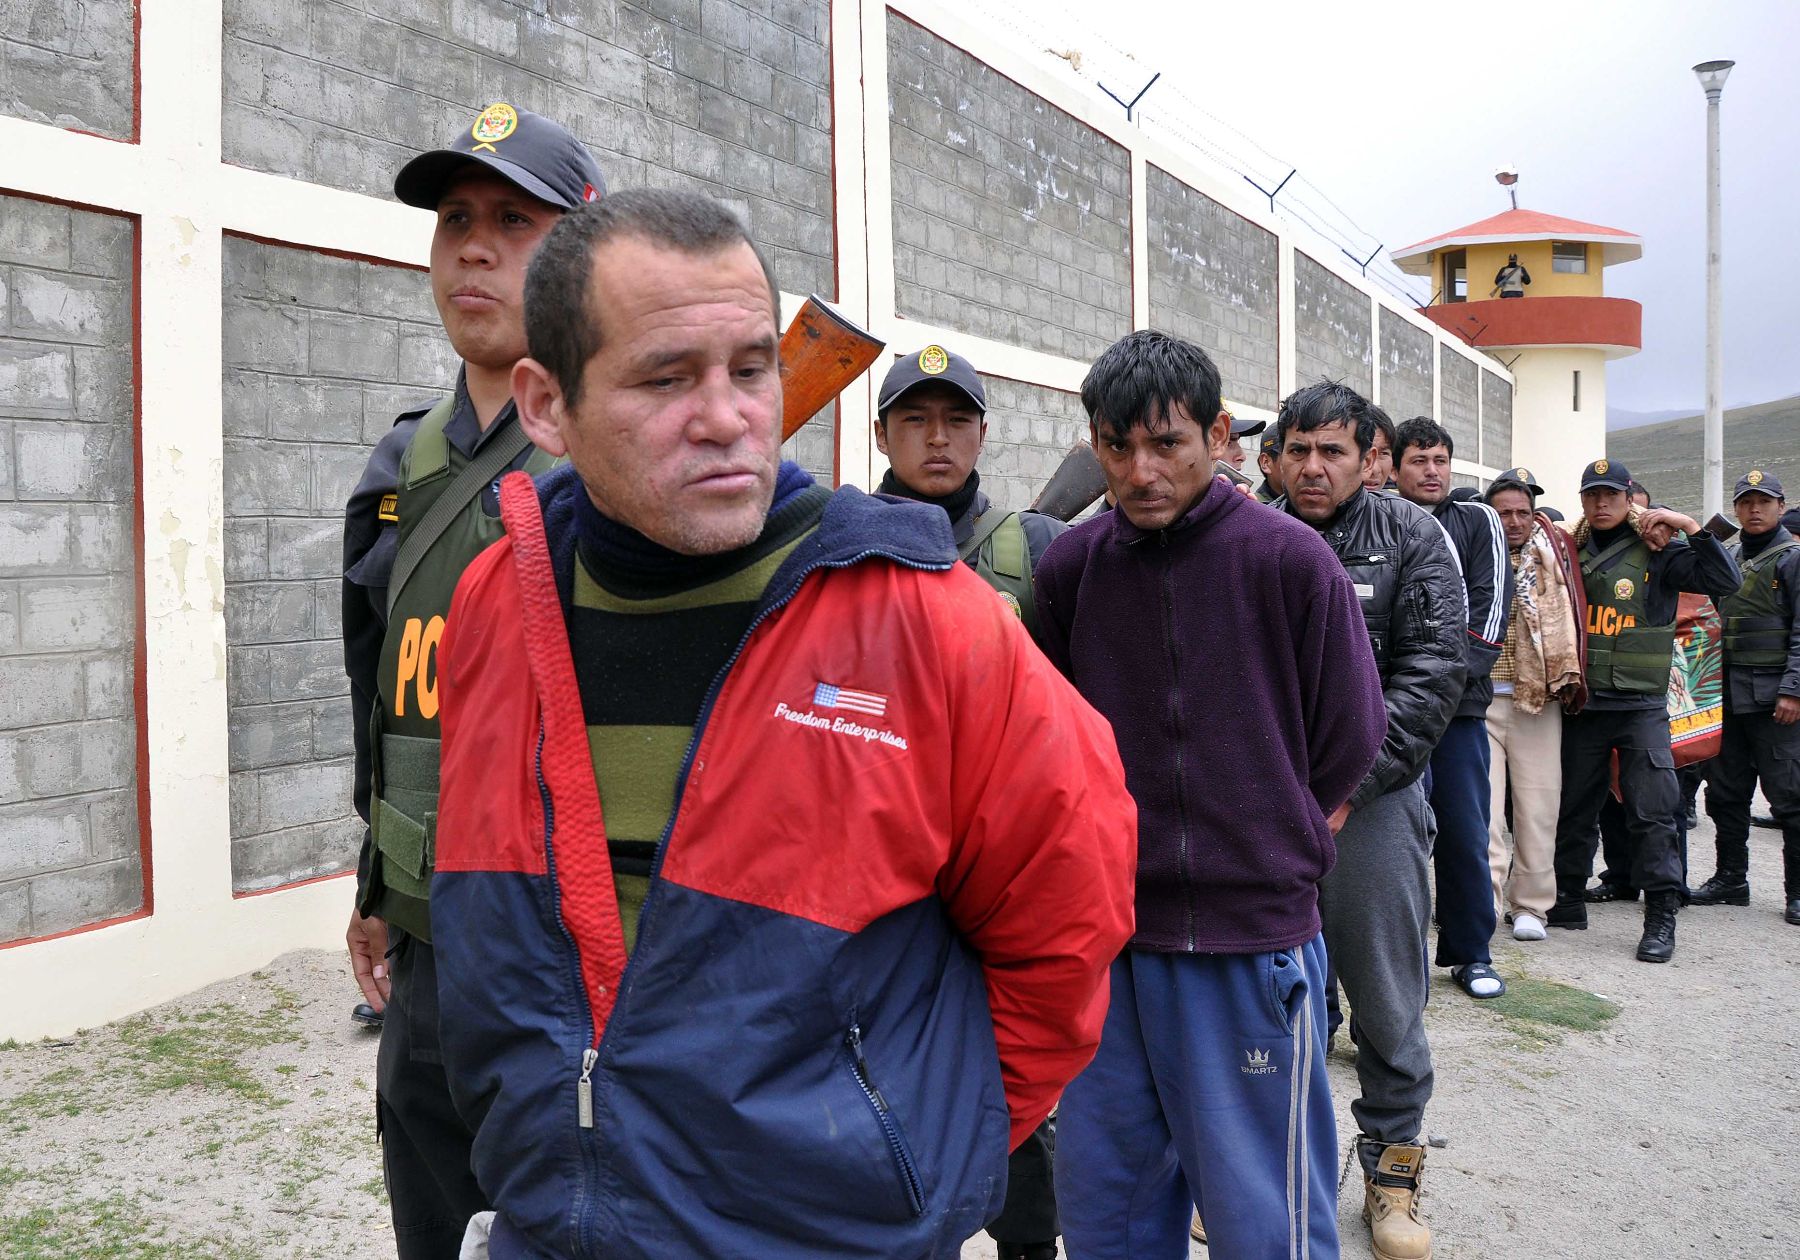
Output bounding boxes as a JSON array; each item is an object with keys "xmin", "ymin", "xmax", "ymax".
[{"xmin": 4, "ymin": 815, "xmax": 1795, "ymax": 1258}]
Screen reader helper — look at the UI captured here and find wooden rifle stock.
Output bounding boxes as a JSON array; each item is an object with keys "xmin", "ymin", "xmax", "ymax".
[
  {"xmin": 1031, "ymin": 441, "xmax": 1108, "ymax": 522},
  {"xmin": 780, "ymin": 296, "xmax": 886, "ymax": 441}
]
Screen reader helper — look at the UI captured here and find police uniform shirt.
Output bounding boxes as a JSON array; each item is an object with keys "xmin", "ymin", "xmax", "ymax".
[{"xmin": 341, "ymin": 370, "xmax": 539, "ymax": 857}]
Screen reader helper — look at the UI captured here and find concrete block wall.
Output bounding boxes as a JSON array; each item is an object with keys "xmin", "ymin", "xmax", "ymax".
[
  {"xmin": 975, "ymin": 375, "xmax": 1087, "ymax": 514},
  {"xmin": 1480, "ymin": 370, "xmax": 1512, "ymax": 470},
  {"xmin": 1145, "ymin": 166, "xmax": 1278, "ymax": 412},
  {"xmin": 0, "ymin": 0, "xmax": 135, "ymax": 141},
  {"xmin": 887, "ymin": 14, "xmax": 1131, "ymax": 363},
  {"xmin": 1293, "ymin": 252, "xmax": 1372, "ymax": 398},
  {"xmin": 1378, "ymin": 309, "xmax": 1434, "ymax": 424},
  {"xmin": 221, "ymin": 0, "xmax": 836, "ymax": 299},
  {"xmin": 1439, "ymin": 344, "xmax": 1478, "ymax": 457},
  {"xmin": 221, "ymin": 236, "xmax": 455, "ymax": 893},
  {"xmin": 0, "ymin": 195, "xmax": 141, "ymax": 944}
]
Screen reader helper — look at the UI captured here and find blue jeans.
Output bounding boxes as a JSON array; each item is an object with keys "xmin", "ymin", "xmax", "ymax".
[
  {"xmin": 1056, "ymin": 942, "xmax": 1338, "ymax": 1259},
  {"xmin": 1428, "ymin": 715, "xmax": 1498, "ymax": 966}
]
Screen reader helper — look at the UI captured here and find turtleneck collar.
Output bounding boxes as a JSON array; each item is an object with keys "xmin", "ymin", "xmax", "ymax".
[
  {"xmin": 575, "ymin": 461, "xmax": 825, "ymax": 600},
  {"xmin": 1742, "ymin": 525, "xmax": 1785, "ymax": 559},
  {"xmin": 1589, "ymin": 519, "xmax": 1635, "ymax": 551},
  {"xmin": 877, "ymin": 467, "xmax": 980, "ymax": 524}
]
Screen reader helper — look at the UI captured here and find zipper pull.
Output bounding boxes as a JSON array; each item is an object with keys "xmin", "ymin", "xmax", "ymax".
[
  {"xmin": 846, "ymin": 1023, "xmax": 888, "ymax": 1110},
  {"xmin": 577, "ymin": 1047, "xmax": 598, "ymax": 1129}
]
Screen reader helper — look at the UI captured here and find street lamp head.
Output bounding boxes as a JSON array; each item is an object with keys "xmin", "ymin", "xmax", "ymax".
[
  {"xmin": 1494, "ymin": 167, "xmax": 1519, "ymax": 187},
  {"xmin": 1693, "ymin": 60, "xmax": 1735, "ymax": 96}
]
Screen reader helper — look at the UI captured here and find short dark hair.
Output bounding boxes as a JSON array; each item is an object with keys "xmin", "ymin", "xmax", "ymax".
[
  {"xmin": 1274, "ymin": 380, "xmax": 1376, "ymax": 455},
  {"xmin": 1628, "ymin": 479, "xmax": 1652, "ymax": 503},
  {"xmin": 523, "ymin": 188, "xmax": 780, "ymax": 405},
  {"xmin": 1080, "ymin": 330, "xmax": 1222, "ymax": 437},
  {"xmin": 1369, "ymin": 405, "xmax": 1397, "ymax": 451},
  {"xmin": 1395, "ymin": 416, "xmax": 1454, "ymax": 460}
]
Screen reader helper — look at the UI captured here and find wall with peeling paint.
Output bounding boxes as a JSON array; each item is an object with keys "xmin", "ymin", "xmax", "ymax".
[
  {"xmin": 0, "ymin": 193, "xmax": 141, "ymax": 944},
  {"xmin": 1294, "ymin": 250, "xmax": 1374, "ymax": 399}
]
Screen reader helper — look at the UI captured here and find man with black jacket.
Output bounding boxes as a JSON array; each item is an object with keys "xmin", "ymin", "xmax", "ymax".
[
  {"xmin": 1691, "ymin": 470, "xmax": 1800, "ymax": 924},
  {"xmin": 1548, "ymin": 458, "xmax": 1742, "ymax": 961},
  {"xmin": 1277, "ymin": 381, "xmax": 1468, "ymax": 1260},
  {"xmin": 1395, "ymin": 418, "xmax": 1514, "ymax": 1000}
]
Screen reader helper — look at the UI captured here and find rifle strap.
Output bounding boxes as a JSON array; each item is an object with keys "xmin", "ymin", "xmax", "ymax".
[
  {"xmin": 388, "ymin": 417, "xmax": 532, "ymax": 616},
  {"xmin": 959, "ymin": 509, "xmax": 1012, "ymax": 564}
]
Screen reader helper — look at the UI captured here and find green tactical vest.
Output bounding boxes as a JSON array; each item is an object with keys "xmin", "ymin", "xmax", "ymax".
[
  {"xmin": 1720, "ymin": 536, "xmax": 1799, "ymax": 668},
  {"xmin": 366, "ymin": 399, "xmax": 559, "ymax": 940},
  {"xmin": 1581, "ymin": 532, "xmax": 1677, "ymax": 695},
  {"xmin": 961, "ymin": 510, "xmax": 1037, "ymax": 638}
]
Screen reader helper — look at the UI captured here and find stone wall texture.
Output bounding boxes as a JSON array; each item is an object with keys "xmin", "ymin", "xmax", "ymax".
[
  {"xmin": 1145, "ymin": 166, "xmax": 1278, "ymax": 411},
  {"xmin": 1480, "ymin": 370, "xmax": 1513, "ymax": 469},
  {"xmin": 888, "ymin": 14, "xmax": 1131, "ymax": 362},
  {"xmin": 1293, "ymin": 252, "xmax": 1372, "ymax": 398},
  {"xmin": 221, "ymin": 237, "xmax": 458, "ymax": 893},
  {"xmin": 221, "ymin": 0, "xmax": 835, "ymax": 299},
  {"xmin": 0, "ymin": 195, "xmax": 141, "ymax": 944},
  {"xmin": 976, "ymin": 375, "xmax": 1087, "ymax": 514},
  {"xmin": 0, "ymin": 0, "xmax": 135, "ymax": 140},
  {"xmin": 1378, "ymin": 309, "xmax": 1434, "ymax": 424},
  {"xmin": 1439, "ymin": 346, "xmax": 1479, "ymax": 457}
]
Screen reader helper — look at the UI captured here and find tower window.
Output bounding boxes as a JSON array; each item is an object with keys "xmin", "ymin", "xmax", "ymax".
[
  {"xmin": 1443, "ymin": 249, "xmax": 1467, "ymax": 303},
  {"xmin": 1553, "ymin": 241, "xmax": 1588, "ymax": 274}
]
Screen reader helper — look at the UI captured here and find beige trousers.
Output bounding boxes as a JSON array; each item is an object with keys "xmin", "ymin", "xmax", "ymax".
[{"xmin": 1486, "ymin": 693, "xmax": 1562, "ymax": 918}]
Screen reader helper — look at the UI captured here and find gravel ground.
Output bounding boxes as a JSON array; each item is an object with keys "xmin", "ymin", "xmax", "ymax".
[{"xmin": 3, "ymin": 812, "xmax": 1795, "ymax": 1259}]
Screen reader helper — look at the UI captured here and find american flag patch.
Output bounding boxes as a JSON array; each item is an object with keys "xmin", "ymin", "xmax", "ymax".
[{"xmin": 813, "ymin": 682, "xmax": 888, "ymax": 718}]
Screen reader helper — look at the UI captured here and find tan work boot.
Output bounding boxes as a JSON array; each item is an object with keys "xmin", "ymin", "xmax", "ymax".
[
  {"xmin": 1190, "ymin": 1209, "xmax": 1207, "ymax": 1244},
  {"xmin": 1362, "ymin": 1141, "xmax": 1432, "ymax": 1260}
]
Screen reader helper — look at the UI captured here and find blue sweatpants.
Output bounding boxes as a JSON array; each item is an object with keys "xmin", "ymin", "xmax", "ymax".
[
  {"xmin": 1056, "ymin": 941, "xmax": 1338, "ymax": 1260},
  {"xmin": 1428, "ymin": 715, "xmax": 1498, "ymax": 967}
]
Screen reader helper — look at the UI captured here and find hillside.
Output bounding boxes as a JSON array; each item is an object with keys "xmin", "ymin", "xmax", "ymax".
[{"xmin": 1607, "ymin": 394, "xmax": 1800, "ymax": 520}]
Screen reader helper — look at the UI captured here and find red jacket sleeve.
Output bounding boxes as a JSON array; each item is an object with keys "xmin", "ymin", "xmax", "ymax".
[{"xmin": 928, "ymin": 568, "xmax": 1137, "ymax": 1149}]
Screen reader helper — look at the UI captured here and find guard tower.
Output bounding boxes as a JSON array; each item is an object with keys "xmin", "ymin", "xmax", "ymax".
[{"xmin": 1392, "ymin": 209, "xmax": 1642, "ymax": 511}]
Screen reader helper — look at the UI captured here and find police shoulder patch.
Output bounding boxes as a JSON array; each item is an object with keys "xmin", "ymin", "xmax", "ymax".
[
  {"xmin": 378, "ymin": 494, "xmax": 399, "ymax": 523},
  {"xmin": 998, "ymin": 590, "xmax": 1023, "ymax": 619}
]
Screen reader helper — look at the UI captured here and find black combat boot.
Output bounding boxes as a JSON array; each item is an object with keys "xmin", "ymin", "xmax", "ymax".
[
  {"xmin": 1786, "ymin": 895, "xmax": 1800, "ymax": 926},
  {"xmin": 1687, "ymin": 873, "xmax": 1750, "ymax": 906},
  {"xmin": 1636, "ymin": 891, "xmax": 1680, "ymax": 963},
  {"xmin": 1546, "ymin": 891, "xmax": 1588, "ymax": 930}
]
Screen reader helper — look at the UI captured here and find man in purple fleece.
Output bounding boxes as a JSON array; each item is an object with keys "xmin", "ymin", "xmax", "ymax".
[{"xmin": 1037, "ymin": 330, "xmax": 1387, "ymax": 1259}]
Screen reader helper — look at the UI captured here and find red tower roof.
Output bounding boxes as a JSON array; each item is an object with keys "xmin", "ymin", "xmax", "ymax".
[{"xmin": 1392, "ymin": 208, "xmax": 1642, "ymax": 275}]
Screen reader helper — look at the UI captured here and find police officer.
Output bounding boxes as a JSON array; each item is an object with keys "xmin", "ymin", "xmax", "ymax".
[
  {"xmin": 340, "ymin": 103, "xmax": 604, "ymax": 1258},
  {"xmin": 1255, "ymin": 427, "xmax": 1284, "ymax": 503},
  {"xmin": 1547, "ymin": 459, "xmax": 1741, "ymax": 961},
  {"xmin": 1691, "ymin": 470, "xmax": 1800, "ymax": 924},
  {"xmin": 870, "ymin": 345, "xmax": 1063, "ymax": 1260},
  {"xmin": 1219, "ymin": 412, "xmax": 1265, "ymax": 471}
]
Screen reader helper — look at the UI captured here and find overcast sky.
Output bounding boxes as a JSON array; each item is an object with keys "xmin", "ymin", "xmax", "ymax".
[{"xmin": 986, "ymin": 0, "xmax": 1798, "ymax": 418}]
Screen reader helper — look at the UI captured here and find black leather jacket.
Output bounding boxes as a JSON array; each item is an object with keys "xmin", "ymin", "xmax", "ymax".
[{"xmin": 1280, "ymin": 487, "xmax": 1468, "ymax": 808}]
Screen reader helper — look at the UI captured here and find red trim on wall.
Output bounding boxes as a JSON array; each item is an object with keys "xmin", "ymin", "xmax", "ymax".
[
  {"xmin": 232, "ymin": 869, "xmax": 354, "ymax": 901},
  {"xmin": 1418, "ymin": 295, "xmax": 1642, "ymax": 353},
  {"xmin": 0, "ymin": 907, "xmax": 152, "ymax": 953},
  {"xmin": 131, "ymin": 0, "xmax": 142, "ymax": 143},
  {"xmin": 224, "ymin": 229, "xmax": 429, "ymax": 272}
]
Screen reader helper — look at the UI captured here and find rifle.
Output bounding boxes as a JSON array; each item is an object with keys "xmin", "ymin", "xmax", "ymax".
[
  {"xmin": 1031, "ymin": 441, "xmax": 1108, "ymax": 522},
  {"xmin": 780, "ymin": 295, "xmax": 886, "ymax": 442}
]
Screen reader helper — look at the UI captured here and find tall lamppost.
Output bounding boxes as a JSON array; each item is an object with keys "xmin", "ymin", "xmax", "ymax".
[{"xmin": 1694, "ymin": 59, "xmax": 1734, "ymax": 521}]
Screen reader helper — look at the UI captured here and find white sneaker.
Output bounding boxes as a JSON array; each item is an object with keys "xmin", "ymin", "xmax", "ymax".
[{"xmin": 1512, "ymin": 912, "xmax": 1547, "ymax": 941}]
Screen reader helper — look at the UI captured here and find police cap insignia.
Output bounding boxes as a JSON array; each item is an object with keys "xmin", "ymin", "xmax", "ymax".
[
  {"xmin": 918, "ymin": 345, "xmax": 950, "ymax": 375},
  {"xmin": 1517, "ymin": 468, "xmax": 1531, "ymax": 482},
  {"xmin": 1593, "ymin": 459, "xmax": 1609, "ymax": 475},
  {"xmin": 471, "ymin": 103, "xmax": 519, "ymax": 146},
  {"xmin": 1749, "ymin": 470, "xmax": 1764, "ymax": 485}
]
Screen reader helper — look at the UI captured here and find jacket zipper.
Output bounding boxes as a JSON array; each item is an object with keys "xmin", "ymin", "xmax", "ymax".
[
  {"xmin": 847, "ymin": 1019, "xmax": 926, "ymax": 1216},
  {"xmin": 545, "ymin": 547, "xmax": 952, "ymax": 1257},
  {"xmin": 1157, "ymin": 534, "xmax": 1196, "ymax": 951}
]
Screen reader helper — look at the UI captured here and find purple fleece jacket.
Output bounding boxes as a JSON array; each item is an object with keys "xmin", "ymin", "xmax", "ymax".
[{"xmin": 1034, "ymin": 478, "xmax": 1387, "ymax": 954}]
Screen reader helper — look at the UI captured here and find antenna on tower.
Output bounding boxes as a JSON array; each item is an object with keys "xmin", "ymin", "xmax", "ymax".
[{"xmin": 1494, "ymin": 166, "xmax": 1520, "ymax": 210}]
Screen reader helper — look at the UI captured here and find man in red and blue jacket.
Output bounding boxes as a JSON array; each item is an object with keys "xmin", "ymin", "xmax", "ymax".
[{"xmin": 428, "ymin": 188, "xmax": 1138, "ymax": 1258}]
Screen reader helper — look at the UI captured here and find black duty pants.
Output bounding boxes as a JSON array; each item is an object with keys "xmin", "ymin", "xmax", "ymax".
[
  {"xmin": 986, "ymin": 1115, "xmax": 1057, "ymax": 1246},
  {"xmin": 377, "ymin": 932, "xmax": 490, "ymax": 1259},
  {"xmin": 1705, "ymin": 708, "xmax": 1800, "ymax": 893},
  {"xmin": 1554, "ymin": 708, "xmax": 1685, "ymax": 898}
]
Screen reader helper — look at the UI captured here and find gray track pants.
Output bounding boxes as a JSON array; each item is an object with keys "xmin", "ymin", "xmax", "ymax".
[{"xmin": 1319, "ymin": 775, "xmax": 1435, "ymax": 1144}]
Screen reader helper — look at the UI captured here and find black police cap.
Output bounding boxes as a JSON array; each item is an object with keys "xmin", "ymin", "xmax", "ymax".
[
  {"xmin": 1486, "ymin": 466, "xmax": 1545, "ymax": 500},
  {"xmin": 1734, "ymin": 469, "xmax": 1786, "ymax": 502},
  {"xmin": 1229, "ymin": 414, "xmax": 1267, "ymax": 438},
  {"xmin": 878, "ymin": 345, "xmax": 987, "ymax": 416},
  {"xmin": 1578, "ymin": 458, "xmax": 1633, "ymax": 493},
  {"xmin": 394, "ymin": 102, "xmax": 605, "ymax": 211}
]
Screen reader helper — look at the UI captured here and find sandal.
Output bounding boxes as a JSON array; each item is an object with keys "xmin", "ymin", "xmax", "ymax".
[{"xmin": 1451, "ymin": 962, "xmax": 1506, "ymax": 999}]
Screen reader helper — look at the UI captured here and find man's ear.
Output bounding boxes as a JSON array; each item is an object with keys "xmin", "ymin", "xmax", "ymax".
[
  {"xmin": 871, "ymin": 416, "xmax": 889, "ymax": 457},
  {"xmin": 512, "ymin": 358, "xmax": 569, "ymax": 457},
  {"xmin": 1208, "ymin": 409, "xmax": 1232, "ymax": 456}
]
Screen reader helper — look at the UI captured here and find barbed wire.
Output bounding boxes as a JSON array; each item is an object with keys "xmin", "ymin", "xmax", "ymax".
[{"xmin": 944, "ymin": 0, "xmax": 1433, "ymax": 310}]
